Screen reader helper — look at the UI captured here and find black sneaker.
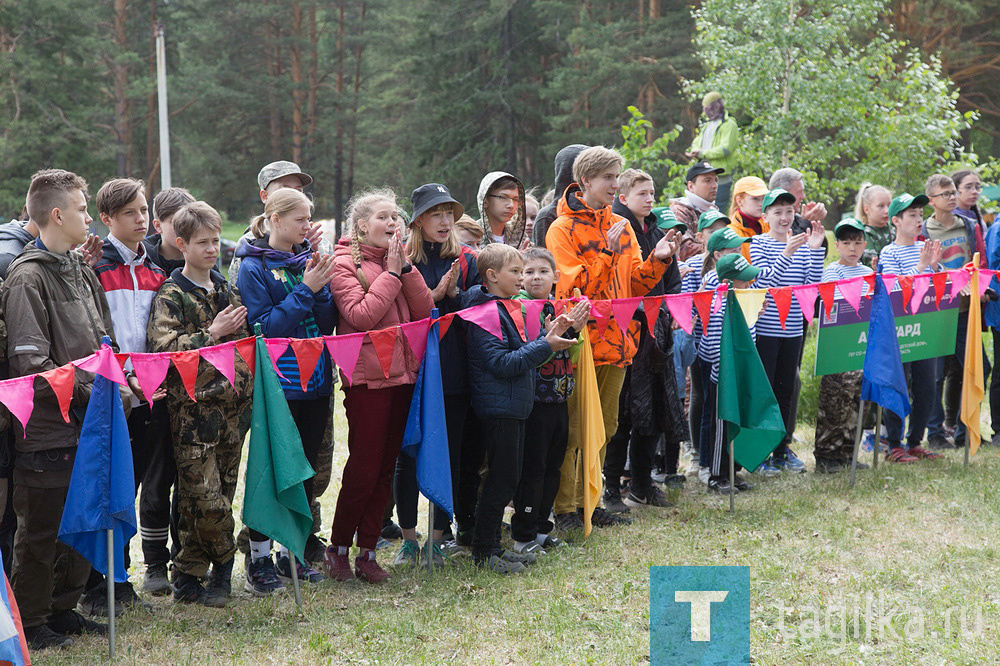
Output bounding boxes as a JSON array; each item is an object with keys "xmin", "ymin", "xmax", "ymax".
[
  {"xmin": 928, "ymin": 433, "xmax": 956, "ymax": 450},
  {"xmin": 276, "ymin": 554, "xmax": 326, "ymax": 583},
  {"xmin": 304, "ymin": 534, "xmax": 327, "ymax": 564},
  {"xmin": 625, "ymin": 485, "xmax": 675, "ymax": 508},
  {"xmin": 589, "ymin": 507, "xmax": 633, "ymax": 527},
  {"xmin": 707, "ymin": 477, "xmax": 737, "ymax": 494},
  {"xmin": 380, "ymin": 521, "xmax": 403, "ymax": 540},
  {"xmin": 77, "ymin": 582, "xmax": 137, "ymax": 618},
  {"xmin": 115, "ymin": 580, "xmax": 152, "ymax": 613},
  {"xmin": 143, "ymin": 562, "xmax": 171, "ymax": 597},
  {"xmin": 244, "ymin": 555, "xmax": 286, "ymax": 597},
  {"xmin": 455, "ymin": 528, "xmax": 474, "ymax": 548},
  {"xmin": 602, "ymin": 488, "xmax": 631, "ymax": 514},
  {"xmin": 814, "ymin": 458, "xmax": 847, "ymax": 474},
  {"xmin": 553, "ymin": 512, "xmax": 584, "ymax": 532},
  {"xmin": 48, "ymin": 609, "xmax": 108, "ymax": 636},
  {"xmin": 663, "ymin": 474, "xmax": 687, "ymax": 488},
  {"xmin": 208, "ymin": 558, "xmax": 235, "ymax": 599},
  {"xmin": 172, "ymin": 572, "xmax": 208, "ymax": 604},
  {"xmin": 24, "ymin": 624, "xmax": 73, "ymax": 650}
]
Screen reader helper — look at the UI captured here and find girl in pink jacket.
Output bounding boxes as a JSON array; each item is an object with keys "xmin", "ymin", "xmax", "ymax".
[{"xmin": 324, "ymin": 188, "xmax": 433, "ymax": 583}]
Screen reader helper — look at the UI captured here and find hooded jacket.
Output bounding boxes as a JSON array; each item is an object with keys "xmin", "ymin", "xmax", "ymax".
[
  {"xmin": 235, "ymin": 236, "xmax": 337, "ymax": 399},
  {"xmin": 464, "ymin": 286, "xmax": 554, "ymax": 419},
  {"xmin": 147, "ymin": 268, "xmax": 252, "ymax": 404},
  {"xmin": 331, "ymin": 238, "xmax": 434, "ymax": 389},
  {"xmin": 93, "ymin": 235, "xmax": 168, "ymax": 356},
  {"xmin": 688, "ymin": 112, "xmax": 739, "ymax": 174},
  {"xmin": 728, "ymin": 209, "xmax": 770, "ymax": 261},
  {"xmin": 0, "ymin": 221, "xmax": 34, "ymax": 279},
  {"xmin": 546, "ymin": 185, "xmax": 669, "ymax": 367},
  {"xmin": 477, "ymin": 171, "xmax": 527, "ymax": 249},
  {"xmin": 142, "ymin": 233, "xmax": 185, "ymax": 275},
  {"xmin": 534, "ymin": 144, "xmax": 588, "ymax": 248},
  {"xmin": 1, "ymin": 243, "xmax": 117, "ymax": 452},
  {"xmin": 612, "ymin": 199, "xmax": 682, "ymax": 297}
]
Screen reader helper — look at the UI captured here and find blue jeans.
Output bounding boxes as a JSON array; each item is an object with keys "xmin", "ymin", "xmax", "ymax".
[
  {"xmin": 882, "ymin": 358, "xmax": 937, "ymax": 448},
  {"xmin": 673, "ymin": 329, "xmax": 697, "ymax": 400}
]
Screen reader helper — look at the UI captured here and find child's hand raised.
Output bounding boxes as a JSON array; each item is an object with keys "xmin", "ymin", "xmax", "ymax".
[
  {"xmin": 653, "ymin": 229, "xmax": 678, "ymax": 262},
  {"xmin": 783, "ymin": 232, "xmax": 808, "ymax": 257},
  {"xmin": 209, "ymin": 304, "xmax": 248, "ymax": 341},
  {"xmin": 543, "ymin": 313, "xmax": 577, "ymax": 351},
  {"xmin": 567, "ymin": 300, "xmax": 590, "ymax": 331},
  {"xmin": 807, "ymin": 221, "xmax": 826, "ymax": 249},
  {"xmin": 77, "ymin": 233, "xmax": 104, "ymax": 267},
  {"xmin": 304, "ymin": 222, "xmax": 325, "ymax": 250},
  {"xmin": 303, "ymin": 252, "xmax": 335, "ymax": 292},
  {"xmin": 430, "ymin": 259, "xmax": 460, "ymax": 302},
  {"xmin": 606, "ymin": 219, "xmax": 628, "ymax": 254},
  {"xmin": 386, "ymin": 230, "xmax": 406, "ymax": 275},
  {"xmin": 678, "ymin": 263, "xmax": 694, "ymax": 278},
  {"xmin": 917, "ymin": 240, "xmax": 942, "ymax": 272}
]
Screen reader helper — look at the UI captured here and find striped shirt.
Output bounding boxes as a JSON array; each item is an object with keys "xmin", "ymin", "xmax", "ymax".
[
  {"xmin": 749, "ymin": 235, "xmax": 825, "ymax": 338},
  {"xmin": 822, "ymin": 262, "xmax": 873, "ymax": 298},
  {"xmin": 878, "ymin": 241, "xmax": 936, "ymax": 277},
  {"xmin": 697, "ymin": 271, "xmax": 757, "ymax": 383},
  {"xmin": 682, "ymin": 254, "xmax": 707, "ymax": 347}
]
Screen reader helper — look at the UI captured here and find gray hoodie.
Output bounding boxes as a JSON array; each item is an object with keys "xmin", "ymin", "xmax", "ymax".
[
  {"xmin": 0, "ymin": 220, "xmax": 35, "ymax": 279},
  {"xmin": 533, "ymin": 144, "xmax": 588, "ymax": 248},
  {"xmin": 477, "ymin": 171, "xmax": 526, "ymax": 249}
]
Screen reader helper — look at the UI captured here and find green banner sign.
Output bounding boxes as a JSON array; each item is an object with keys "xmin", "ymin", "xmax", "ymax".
[{"xmin": 815, "ymin": 288, "xmax": 959, "ymax": 376}]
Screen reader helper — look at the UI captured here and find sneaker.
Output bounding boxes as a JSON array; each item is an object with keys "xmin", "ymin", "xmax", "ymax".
[
  {"xmin": 502, "ymin": 548, "xmax": 537, "ymax": 565},
  {"xmin": 304, "ymin": 533, "xmax": 328, "ymax": 563},
  {"xmin": 625, "ymin": 485, "xmax": 675, "ymax": 508},
  {"xmin": 907, "ymin": 445, "xmax": 944, "ymax": 460},
  {"xmin": 553, "ymin": 512, "xmax": 584, "ymax": 532},
  {"xmin": 886, "ymin": 447, "xmax": 918, "ymax": 464},
  {"xmin": 24, "ymin": 624, "xmax": 73, "ymax": 650},
  {"xmin": 439, "ymin": 539, "xmax": 467, "ymax": 558},
  {"xmin": 773, "ymin": 448, "xmax": 806, "ymax": 473},
  {"xmin": 476, "ymin": 554, "xmax": 525, "ymax": 574},
  {"xmin": 172, "ymin": 571, "xmax": 207, "ymax": 604},
  {"xmin": 589, "ymin": 507, "xmax": 633, "ymax": 527},
  {"xmin": 707, "ymin": 477, "xmax": 737, "ymax": 494},
  {"xmin": 698, "ymin": 466, "xmax": 711, "ymax": 484},
  {"xmin": 755, "ymin": 458, "xmax": 781, "ymax": 477},
  {"xmin": 323, "ymin": 546, "xmax": 355, "ymax": 582},
  {"xmin": 733, "ymin": 477, "xmax": 753, "ymax": 492},
  {"xmin": 375, "ymin": 536, "xmax": 393, "ymax": 550},
  {"xmin": 421, "ymin": 540, "xmax": 447, "ymax": 567},
  {"xmin": 927, "ymin": 434, "xmax": 956, "ymax": 450},
  {"xmin": 539, "ymin": 534, "xmax": 566, "ymax": 549},
  {"xmin": 380, "ymin": 521, "xmax": 403, "ymax": 540},
  {"xmin": 513, "ymin": 541, "xmax": 546, "ymax": 557},
  {"xmin": 354, "ymin": 554, "xmax": 392, "ymax": 583},
  {"xmin": 143, "ymin": 562, "xmax": 171, "ymax": 597},
  {"xmin": 77, "ymin": 580, "xmax": 150, "ymax": 617},
  {"xmin": 48, "ymin": 609, "xmax": 108, "ymax": 636},
  {"xmin": 455, "ymin": 529, "xmax": 474, "ymax": 548},
  {"xmin": 205, "ymin": 558, "xmax": 234, "ymax": 607},
  {"xmin": 663, "ymin": 474, "xmax": 687, "ymax": 488},
  {"xmin": 602, "ymin": 488, "xmax": 630, "ymax": 514},
  {"xmin": 650, "ymin": 469, "xmax": 668, "ymax": 484},
  {"xmin": 814, "ymin": 457, "xmax": 847, "ymax": 474},
  {"xmin": 244, "ymin": 555, "xmax": 286, "ymax": 597},
  {"xmin": 392, "ymin": 539, "xmax": 419, "ymax": 567},
  {"xmin": 276, "ymin": 554, "xmax": 326, "ymax": 583},
  {"xmin": 685, "ymin": 459, "xmax": 701, "ymax": 477}
]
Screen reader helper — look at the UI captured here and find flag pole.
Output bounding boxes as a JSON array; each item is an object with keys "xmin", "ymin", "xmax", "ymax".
[
  {"xmin": 426, "ymin": 502, "xmax": 434, "ymax": 576},
  {"xmin": 289, "ymin": 553, "xmax": 302, "ymax": 609},
  {"xmin": 849, "ymin": 397, "xmax": 866, "ymax": 488},
  {"xmin": 728, "ymin": 435, "xmax": 735, "ymax": 514},
  {"xmin": 964, "ymin": 430, "xmax": 970, "ymax": 466},
  {"xmin": 872, "ymin": 406, "xmax": 882, "ymax": 469},
  {"xmin": 106, "ymin": 529, "xmax": 116, "ymax": 660}
]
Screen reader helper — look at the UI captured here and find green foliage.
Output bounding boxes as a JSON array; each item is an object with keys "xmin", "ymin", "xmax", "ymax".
[
  {"xmin": 619, "ymin": 106, "xmax": 686, "ymax": 204},
  {"xmin": 687, "ymin": 0, "xmax": 975, "ymax": 205}
]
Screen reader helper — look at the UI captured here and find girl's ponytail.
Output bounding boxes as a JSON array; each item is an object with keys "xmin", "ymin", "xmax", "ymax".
[{"xmin": 250, "ymin": 213, "xmax": 268, "ymax": 239}]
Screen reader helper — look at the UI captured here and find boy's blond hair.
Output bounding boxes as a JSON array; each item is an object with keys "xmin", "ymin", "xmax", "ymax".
[
  {"xmin": 572, "ymin": 146, "xmax": 624, "ymax": 188},
  {"xmin": 172, "ymin": 201, "xmax": 223, "ymax": 242},
  {"xmin": 478, "ymin": 243, "xmax": 522, "ymax": 278},
  {"xmin": 617, "ymin": 168, "xmax": 653, "ymax": 197}
]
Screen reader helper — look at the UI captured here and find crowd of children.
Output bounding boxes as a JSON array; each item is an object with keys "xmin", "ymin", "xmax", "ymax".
[{"xmin": 0, "ymin": 148, "xmax": 994, "ymax": 651}]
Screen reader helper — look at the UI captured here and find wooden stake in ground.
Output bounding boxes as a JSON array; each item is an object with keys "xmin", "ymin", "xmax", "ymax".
[
  {"xmin": 849, "ymin": 397, "xmax": 866, "ymax": 488},
  {"xmin": 290, "ymin": 553, "xmax": 302, "ymax": 609},
  {"xmin": 872, "ymin": 405, "xmax": 882, "ymax": 469},
  {"xmin": 107, "ymin": 529, "xmax": 116, "ymax": 660}
]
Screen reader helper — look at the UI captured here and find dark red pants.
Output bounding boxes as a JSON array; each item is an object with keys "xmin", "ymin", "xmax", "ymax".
[{"xmin": 331, "ymin": 383, "xmax": 413, "ymax": 550}]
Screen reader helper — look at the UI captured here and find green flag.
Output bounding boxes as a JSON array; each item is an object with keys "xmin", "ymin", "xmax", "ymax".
[
  {"xmin": 717, "ymin": 290, "xmax": 785, "ymax": 472},
  {"xmin": 242, "ymin": 331, "xmax": 315, "ymax": 563}
]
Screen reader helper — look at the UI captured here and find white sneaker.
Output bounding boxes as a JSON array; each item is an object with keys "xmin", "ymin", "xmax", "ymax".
[
  {"xmin": 698, "ymin": 466, "xmax": 711, "ymax": 484},
  {"xmin": 686, "ymin": 459, "xmax": 701, "ymax": 477}
]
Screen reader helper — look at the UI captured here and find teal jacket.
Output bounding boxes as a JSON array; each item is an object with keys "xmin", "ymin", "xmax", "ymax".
[{"xmin": 689, "ymin": 113, "xmax": 740, "ymax": 174}]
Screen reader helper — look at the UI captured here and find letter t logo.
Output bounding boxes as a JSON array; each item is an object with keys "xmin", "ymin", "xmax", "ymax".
[{"xmin": 674, "ymin": 591, "xmax": 729, "ymax": 641}]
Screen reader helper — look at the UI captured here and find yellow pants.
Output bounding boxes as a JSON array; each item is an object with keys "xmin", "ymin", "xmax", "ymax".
[{"xmin": 553, "ymin": 364, "xmax": 626, "ymax": 515}]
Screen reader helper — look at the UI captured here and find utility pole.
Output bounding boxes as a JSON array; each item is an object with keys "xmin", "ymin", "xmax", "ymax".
[{"xmin": 155, "ymin": 19, "xmax": 172, "ymax": 190}]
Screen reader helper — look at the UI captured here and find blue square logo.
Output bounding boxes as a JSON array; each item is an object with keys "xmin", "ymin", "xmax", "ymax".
[{"xmin": 650, "ymin": 566, "xmax": 751, "ymax": 665}]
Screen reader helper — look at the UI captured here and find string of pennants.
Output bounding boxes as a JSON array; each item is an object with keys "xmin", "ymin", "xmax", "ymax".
[{"xmin": 0, "ymin": 266, "xmax": 993, "ymax": 436}]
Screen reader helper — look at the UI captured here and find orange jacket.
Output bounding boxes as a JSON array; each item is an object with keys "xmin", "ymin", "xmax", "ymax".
[
  {"xmin": 546, "ymin": 185, "xmax": 668, "ymax": 366},
  {"xmin": 728, "ymin": 209, "xmax": 770, "ymax": 261}
]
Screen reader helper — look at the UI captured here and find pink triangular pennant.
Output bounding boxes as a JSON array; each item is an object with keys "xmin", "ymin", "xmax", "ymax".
[
  {"xmin": 910, "ymin": 275, "xmax": 931, "ymax": 315},
  {"xmin": 524, "ymin": 300, "xmax": 545, "ymax": 340},
  {"xmin": 881, "ymin": 275, "xmax": 896, "ymax": 294},
  {"xmin": 0, "ymin": 376, "xmax": 35, "ymax": 436},
  {"xmin": 130, "ymin": 352, "xmax": 172, "ymax": 402},
  {"xmin": 72, "ymin": 346, "xmax": 127, "ymax": 385},
  {"xmin": 664, "ymin": 293, "xmax": 694, "ymax": 334},
  {"xmin": 978, "ymin": 270, "xmax": 992, "ymax": 298},
  {"xmin": 592, "ymin": 301, "xmax": 613, "ymax": 340},
  {"xmin": 793, "ymin": 285, "xmax": 819, "ymax": 326},
  {"xmin": 199, "ymin": 342, "xmax": 237, "ymax": 389},
  {"xmin": 500, "ymin": 300, "xmax": 526, "ymax": 342},
  {"xmin": 611, "ymin": 297, "xmax": 641, "ymax": 336},
  {"xmin": 949, "ymin": 268, "xmax": 970, "ymax": 298},
  {"xmin": 401, "ymin": 319, "xmax": 431, "ymax": 364},
  {"xmin": 265, "ymin": 339, "xmax": 290, "ymax": 379},
  {"xmin": 325, "ymin": 333, "xmax": 366, "ymax": 386},
  {"xmin": 456, "ymin": 301, "xmax": 502, "ymax": 339},
  {"xmin": 712, "ymin": 285, "xmax": 727, "ymax": 315},
  {"xmin": 839, "ymin": 277, "xmax": 865, "ymax": 315}
]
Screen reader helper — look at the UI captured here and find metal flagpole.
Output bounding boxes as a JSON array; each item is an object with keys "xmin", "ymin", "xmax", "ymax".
[
  {"xmin": 849, "ymin": 397, "xmax": 866, "ymax": 488},
  {"xmin": 289, "ymin": 554, "xmax": 302, "ymax": 609},
  {"xmin": 154, "ymin": 20, "xmax": 172, "ymax": 190},
  {"xmin": 728, "ymin": 437, "xmax": 735, "ymax": 514},
  {"xmin": 872, "ymin": 406, "xmax": 882, "ymax": 469},
  {"xmin": 106, "ymin": 529, "xmax": 116, "ymax": 660},
  {"xmin": 426, "ymin": 503, "xmax": 434, "ymax": 576}
]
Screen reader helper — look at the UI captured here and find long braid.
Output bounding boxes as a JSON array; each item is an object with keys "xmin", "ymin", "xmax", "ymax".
[{"xmin": 351, "ymin": 227, "xmax": 370, "ymax": 292}]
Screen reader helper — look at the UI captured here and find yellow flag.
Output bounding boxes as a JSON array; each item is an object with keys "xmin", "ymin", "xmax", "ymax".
[
  {"xmin": 961, "ymin": 255, "xmax": 985, "ymax": 456},
  {"xmin": 577, "ymin": 324, "xmax": 606, "ymax": 538},
  {"xmin": 734, "ymin": 288, "xmax": 768, "ymax": 328}
]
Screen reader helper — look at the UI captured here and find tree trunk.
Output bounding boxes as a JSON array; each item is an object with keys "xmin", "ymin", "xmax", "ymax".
[
  {"xmin": 305, "ymin": 2, "xmax": 319, "ymax": 164},
  {"xmin": 346, "ymin": 2, "xmax": 368, "ymax": 219},
  {"xmin": 112, "ymin": 0, "xmax": 131, "ymax": 176},
  {"xmin": 290, "ymin": 2, "xmax": 304, "ymax": 165},
  {"xmin": 502, "ymin": 9, "xmax": 516, "ymax": 172},
  {"xmin": 333, "ymin": 0, "xmax": 346, "ymax": 238}
]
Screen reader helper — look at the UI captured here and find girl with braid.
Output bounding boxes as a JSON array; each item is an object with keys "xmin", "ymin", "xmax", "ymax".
[
  {"xmin": 234, "ymin": 188, "xmax": 337, "ymax": 595},
  {"xmin": 325, "ymin": 189, "xmax": 433, "ymax": 583}
]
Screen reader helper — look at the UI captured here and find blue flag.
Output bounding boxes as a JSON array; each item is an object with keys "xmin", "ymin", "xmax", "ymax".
[
  {"xmin": 402, "ymin": 318, "xmax": 453, "ymax": 517},
  {"xmin": 59, "ymin": 347, "xmax": 136, "ymax": 583},
  {"xmin": 0, "ymin": 555, "xmax": 29, "ymax": 666},
  {"xmin": 861, "ymin": 274, "xmax": 911, "ymax": 419}
]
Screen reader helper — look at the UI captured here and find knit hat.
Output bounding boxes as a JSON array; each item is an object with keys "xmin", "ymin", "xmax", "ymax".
[{"xmin": 702, "ymin": 92, "xmax": 723, "ymax": 107}]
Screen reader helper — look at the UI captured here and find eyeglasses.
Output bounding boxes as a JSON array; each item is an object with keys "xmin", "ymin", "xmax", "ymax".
[
  {"xmin": 486, "ymin": 194, "xmax": 517, "ymax": 206},
  {"xmin": 929, "ymin": 190, "xmax": 957, "ymax": 199},
  {"xmin": 960, "ymin": 183, "xmax": 983, "ymax": 192}
]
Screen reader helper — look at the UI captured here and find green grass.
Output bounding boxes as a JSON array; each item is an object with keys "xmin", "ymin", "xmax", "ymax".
[{"xmin": 34, "ymin": 399, "xmax": 1000, "ymax": 665}]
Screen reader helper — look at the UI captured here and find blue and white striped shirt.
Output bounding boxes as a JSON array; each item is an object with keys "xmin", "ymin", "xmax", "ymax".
[
  {"xmin": 878, "ymin": 241, "xmax": 936, "ymax": 277},
  {"xmin": 697, "ymin": 271, "xmax": 757, "ymax": 383},
  {"xmin": 822, "ymin": 262, "xmax": 873, "ymax": 298},
  {"xmin": 683, "ymin": 254, "xmax": 707, "ymax": 347},
  {"xmin": 749, "ymin": 235, "xmax": 825, "ymax": 338}
]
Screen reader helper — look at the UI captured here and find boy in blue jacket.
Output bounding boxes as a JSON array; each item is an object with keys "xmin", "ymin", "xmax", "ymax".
[{"xmin": 464, "ymin": 243, "xmax": 578, "ymax": 573}]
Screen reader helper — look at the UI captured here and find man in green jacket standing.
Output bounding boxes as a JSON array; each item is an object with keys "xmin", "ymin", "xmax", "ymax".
[{"xmin": 686, "ymin": 92, "xmax": 740, "ymax": 211}]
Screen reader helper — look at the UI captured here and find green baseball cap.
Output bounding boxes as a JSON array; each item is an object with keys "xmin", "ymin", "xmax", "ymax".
[
  {"xmin": 706, "ymin": 227, "xmax": 750, "ymax": 254},
  {"xmin": 834, "ymin": 217, "xmax": 867, "ymax": 239},
  {"xmin": 888, "ymin": 193, "xmax": 929, "ymax": 219},
  {"xmin": 716, "ymin": 253, "xmax": 761, "ymax": 282},
  {"xmin": 652, "ymin": 207, "xmax": 688, "ymax": 233},
  {"xmin": 761, "ymin": 188, "xmax": 797, "ymax": 212},
  {"xmin": 697, "ymin": 209, "xmax": 731, "ymax": 231}
]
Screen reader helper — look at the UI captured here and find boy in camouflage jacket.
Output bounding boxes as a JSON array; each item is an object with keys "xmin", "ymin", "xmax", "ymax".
[{"xmin": 147, "ymin": 202, "xmax": 252, "ymax": 607}]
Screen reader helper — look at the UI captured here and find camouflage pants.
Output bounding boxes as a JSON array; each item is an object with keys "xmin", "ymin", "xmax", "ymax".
[
  {"xmin": 170, "ymin": 399, "xmax": 250, "ymax": 577},
  {"xmin": 813, "ymin": 370, "xmax": 863, "ymax": 462}
]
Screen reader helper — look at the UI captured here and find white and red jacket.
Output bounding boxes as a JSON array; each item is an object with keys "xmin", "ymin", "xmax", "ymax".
[{"xmin": 93, "ymin": 234, "xmax": 168, "ymax": 356}]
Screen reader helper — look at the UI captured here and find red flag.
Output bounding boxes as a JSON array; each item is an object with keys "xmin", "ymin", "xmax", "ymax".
[
  {"xmin": 235, "ymin": 337, "xmax": 256, "ymax": 376},
  {"xmin": 692, "ymin": 291, "xmax": 713, "ymax": 335},
  {"xmin": 818, "ymin": 282, "xmax": 837, "ymax": 318},
  {"xmin": 368, "ymin": 327, "xmax": 398, "ymax": 379},
  {"xmin": 863, "ymin": 273, "xmax": 876, "ymax": 296},
  {"xmin": 592, "ymin": 300, "xmax": 613, "ymax": 339},
  {"xmin": 41, "ymin": 365, "xmax": 75, "ymax": 424},
  {"xmin": 114, "ymin": 353, "xmax": 129, "ymax": 372},
  {"xmin": 897, "ymin": 275, "xmax": 913, "ymax": 313},
  {"xmin": 643, "ymin": 296, "xmax": 663, "ymax": 337},
  {"xmin": 932, "ymin": 272, "xmax": 948, "ymax": 309},
  {"xmin": 769, "ymin": 287, "xmax": 794, "ymax": 330},
  {"xmin": 170, "ymin": 350, "xmax": 201, "ymax": 401},
  {"xmin": 437, "ymin": 313, "xmax": 456, "ymax": 339},
  {"xmin": 289, "ymin": 338, "xmax": 324, "ymax": 392},
  {"xmin": 500, "ymin": 300, "xmax": 526, "ymax": 341}
]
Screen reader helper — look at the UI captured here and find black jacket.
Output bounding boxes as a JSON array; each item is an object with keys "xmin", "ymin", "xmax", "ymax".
[{"xmin": 534, "ymin": 144, "xmax": 588, "ymax": 247}]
